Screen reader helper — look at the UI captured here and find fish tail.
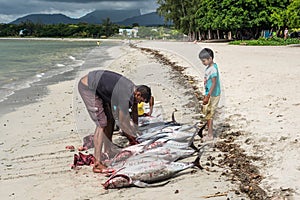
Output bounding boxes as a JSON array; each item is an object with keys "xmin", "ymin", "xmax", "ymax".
[
  {"xmin": 189, "ymin": 142, "xmax": 198, "ymax": 151},
  {"xmin": 188, "ymin": 127, "xmax": 200, "ymax": 151},
  {"xmin": 193, "ymin": 144, "xmax": 208, "ymax": 169},
  {"xmin": 197, "ymin": 122, "xmax": 207, "ymax": 138}
]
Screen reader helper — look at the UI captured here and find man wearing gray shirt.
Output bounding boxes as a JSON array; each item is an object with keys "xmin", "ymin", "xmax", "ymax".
[{"xmin": 78, "ymin": 70, "xmax": 151, "ymax": 173}]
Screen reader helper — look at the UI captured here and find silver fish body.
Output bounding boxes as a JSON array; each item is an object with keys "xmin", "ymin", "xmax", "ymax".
[
  {"xmin": 104, "ymin": 159, "xmax": 197, "ymax": 189},
  {"xmin": 111, "ymin": 146, "xmax": 195, "ymax": 170}
]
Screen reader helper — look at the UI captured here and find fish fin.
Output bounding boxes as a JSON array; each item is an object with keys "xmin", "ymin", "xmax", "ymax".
[
  {"xmin": 107, "ymin": 166, "xmax": 126, "ymax": 178},
  {"xmin": 171, "ymin": 108, "xmax": 178, "ymax": 123},
  {"xmin": 133, "ymin": 180, "xmax": 170, "ymax": 188}
]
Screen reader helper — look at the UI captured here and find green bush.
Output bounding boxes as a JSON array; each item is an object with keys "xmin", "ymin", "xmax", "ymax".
[{"xmin": 229, "ymin": 37, "xmax": 300, "ymax": 46}]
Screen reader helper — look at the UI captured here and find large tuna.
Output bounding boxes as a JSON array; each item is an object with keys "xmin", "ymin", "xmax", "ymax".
[{"xmin": 102, "ymin": 146, "xmax": 206, "ymax": 189}]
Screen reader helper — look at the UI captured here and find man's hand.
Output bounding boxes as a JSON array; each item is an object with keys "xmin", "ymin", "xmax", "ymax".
[
  {"xmin": 121, "ymin": 130, "xmax": 139, "ymax": 145},
  {"xmin": 145, "ymin": 111, "xmax": 152, "ymax": 116},
  {"xmin": 203, "ymin": 95, "xmax": 210, "ymax": 105}
]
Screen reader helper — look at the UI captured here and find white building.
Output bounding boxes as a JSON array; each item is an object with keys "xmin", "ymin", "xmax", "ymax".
[{"xmin": 119, "ymin": 27, "xmax": 138, "ymax": 38}]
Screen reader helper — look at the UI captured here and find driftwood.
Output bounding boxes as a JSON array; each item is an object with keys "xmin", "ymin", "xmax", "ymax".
[{"xmin": 202, "ymin": 192, "xmax": 228, "ymax": 198}]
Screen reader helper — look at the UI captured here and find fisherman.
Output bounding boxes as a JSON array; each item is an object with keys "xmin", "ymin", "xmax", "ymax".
[{"xmin": 78, "ymin": 70, "xmax": 151, "ymax": 173}]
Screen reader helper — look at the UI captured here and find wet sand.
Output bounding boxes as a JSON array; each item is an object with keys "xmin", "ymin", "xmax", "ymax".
[{"xmin": 0, "ymin": 39, "xmax": 299, "ymax": 200}]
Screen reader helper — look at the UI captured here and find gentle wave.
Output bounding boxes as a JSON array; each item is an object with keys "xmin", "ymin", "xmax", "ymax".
[
  {"xmin": 0, "ymin": 39, "xmax": 114, "ymax": 107},
  {"xmin": 0, "ymin": 56, "xmax": 84, "ymax": 103}
]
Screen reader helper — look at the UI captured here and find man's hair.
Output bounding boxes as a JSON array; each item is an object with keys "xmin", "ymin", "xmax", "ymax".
[
  {"xmin": 136, "ymin": 85, "xmax": 151, "ymax": 103},
  {"xmin": 199, "ymin": 48, "xmax": 214, "ymax": 60}
]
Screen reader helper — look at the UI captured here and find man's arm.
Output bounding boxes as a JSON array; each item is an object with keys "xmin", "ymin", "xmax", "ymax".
[
  {"xmin": 147, "ymin": 96, "xmax": 154, "ymax": 116},
  {"xmin": 131, "ymin": 102, "xmax": 138, "ymax": 125},
  {"xmin": 118, "ymin": 109, "xmax": 137, "ymax": 137}
]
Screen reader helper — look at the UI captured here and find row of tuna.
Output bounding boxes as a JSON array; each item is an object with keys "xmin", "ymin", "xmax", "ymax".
[{"xmin": 101, "ymin": 112, "xmax": 207, "ymax": 189}]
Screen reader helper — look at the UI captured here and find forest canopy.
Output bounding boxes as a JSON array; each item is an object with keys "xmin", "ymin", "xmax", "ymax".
[{"xmin": 157, "ymin": 0, "xmax": 300, "ymax": 40}]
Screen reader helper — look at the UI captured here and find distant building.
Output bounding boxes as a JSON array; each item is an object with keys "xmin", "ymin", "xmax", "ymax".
[
  {"xmin": 19, "ymin": 29, "xmax": 25, "ymax": 36},
  {"xmin": 119, "ymin": 27, "xmax": 138, "ymax": 38}
]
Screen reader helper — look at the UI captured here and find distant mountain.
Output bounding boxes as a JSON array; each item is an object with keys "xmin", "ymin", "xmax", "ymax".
[
  {"xmin": 10, "ymin": 14, "xmax": 78, "ymax": 24},
  {"xmin": 9, "ymin": 10, "xmax": 171, "ymax": 26},
  {"xmin": 80, "ymin": 9, "xmax": 141, "ymax": 23},
  {"xmin": 117, "ymin": 12, "xmax": 171, "ymax": 26}
]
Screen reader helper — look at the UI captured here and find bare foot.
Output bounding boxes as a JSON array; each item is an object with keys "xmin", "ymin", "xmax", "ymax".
[
  {"xmin": 77, "ymin": 146, "xmax": 88, "ymax": 151},
  {"xmin": 202, "ymin": 135, "xmax": 214, "ymax": 142},
  {"xmin": 65, "ymin": 145, "xmax": 75, "ymax": 151},
  {"xmin": 92, "ymin": 162, "xmax": 107, "ymax": 173}
]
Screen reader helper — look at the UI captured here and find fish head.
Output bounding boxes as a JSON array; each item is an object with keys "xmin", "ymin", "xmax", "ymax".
[{"xmin": 102, "ymin": 174, "xmax": 132, "ymax": 189}]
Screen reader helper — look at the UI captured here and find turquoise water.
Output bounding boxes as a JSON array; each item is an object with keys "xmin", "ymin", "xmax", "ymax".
[{"xmin": 0, "ymin": 39, "xmax": 100, "ymax": 103}]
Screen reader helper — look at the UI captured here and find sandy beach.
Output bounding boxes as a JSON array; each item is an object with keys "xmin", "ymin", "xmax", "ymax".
[{"xmin": 0, "ymin": 39, "xmax": 299, "ymax": 200}]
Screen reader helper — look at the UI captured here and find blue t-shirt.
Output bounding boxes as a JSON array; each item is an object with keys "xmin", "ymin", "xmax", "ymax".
[{"xmin": 204, "ymin": 63, "xmax": 221, "ymax": 96}]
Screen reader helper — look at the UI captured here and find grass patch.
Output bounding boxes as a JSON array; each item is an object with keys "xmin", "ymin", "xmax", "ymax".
[{"xmin": 229, "ymin": 37, "xmax": 300, "ymax": 46}]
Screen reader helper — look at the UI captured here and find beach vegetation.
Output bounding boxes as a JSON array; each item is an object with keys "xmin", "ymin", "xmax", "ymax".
[
  {"xmin": 0, "ymin": 20, "xmax": 119, "ymax": 38},
  {"xmin": 157, "ymin": 0, "xmax": 300, "ymax": 41},
  {"xmin": 135, "ymin": 26, "xmax": 183, "ymax": 40},
  {"xmin": 0, "ymin": 20, "xmax": 184, "ymax": 40},
  {"xmin": 229, "ymin": 36, "xmax": 300, "ymax": 45}
]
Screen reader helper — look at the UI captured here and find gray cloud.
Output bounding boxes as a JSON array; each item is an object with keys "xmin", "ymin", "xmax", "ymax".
[{"xmin": 0, "ymin": 0, "xmax": 158, "ymax": 23}]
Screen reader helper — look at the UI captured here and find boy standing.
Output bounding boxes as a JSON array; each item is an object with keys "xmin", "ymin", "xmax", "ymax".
[{"xmin": 199, "ymin": 48, "xmax": 221, "ymax": 141}]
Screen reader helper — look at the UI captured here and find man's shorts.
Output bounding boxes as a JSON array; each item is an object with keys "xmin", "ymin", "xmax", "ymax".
[
  {"xmin": 202, "ymin": 95, "xmax": 220, "ymax": 121},
  {"xmin": 78, "ymin": 80, "xmax": 113, "ymax": 128}
]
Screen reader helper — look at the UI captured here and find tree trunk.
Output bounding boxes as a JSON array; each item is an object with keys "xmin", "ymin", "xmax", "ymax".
[
  {"xmin": 228, "ymin": 31, "xmax": 232, "ymax": 40},
  {"xmin": 217, "ymin": 29, "xmax": 220, "ymax": 39},
  {"xmin": 193, "ymin": 31, "xmax": 196, "ymax": 41},
  {"xmin": 208, "ymin": 29, "xmax": 211, "ymax": 40},
  {"xmin": 188, "ymin": 32, "xmax": 192, "ymax": 41}
]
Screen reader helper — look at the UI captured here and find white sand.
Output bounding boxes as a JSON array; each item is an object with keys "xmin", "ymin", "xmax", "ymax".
[
  {"xmin": 0, "ymin": 40, "xmax": 299, "ymax": 200},
  {"xmin": 138, "ymin": 41, "xmax": 300, "ymax": 199}
]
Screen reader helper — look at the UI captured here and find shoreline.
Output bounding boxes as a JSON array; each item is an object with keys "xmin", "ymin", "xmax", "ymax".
[
  {"xmin": 0, "ymin": 39, "xmax": 122, "ymax": 116},
  {"xmin": 0, "ymin": 40, "xmax": 299, "ymax": 199},
  {"xmin": 0, "ymin": 37, "xmax": 133, "ymax": 43}
]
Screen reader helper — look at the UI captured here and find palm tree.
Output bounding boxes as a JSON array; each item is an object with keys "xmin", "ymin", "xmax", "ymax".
[{"xmin": 102, "ymin": 17, "xmax": 112, "ymax": 37}]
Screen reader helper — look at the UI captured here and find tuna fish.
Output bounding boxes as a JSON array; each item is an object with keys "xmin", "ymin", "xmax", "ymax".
[
  {"xmin": 109, "ymin": 146, "xmax": 197, "ymax": 170},
  {"xmin": 106, "ymin": 123, "xmax": 206, "ymax": 168},
  {"xmin": 138, "ymin": 109, "xmax": 181, "ymax": 133},
  {"xmin": 137, "ymin": 124, "xmax": 199, "ymax": 142},
  {"xmin": 103, "ymin": 145, "xmax": 206, "ymax": 189}
]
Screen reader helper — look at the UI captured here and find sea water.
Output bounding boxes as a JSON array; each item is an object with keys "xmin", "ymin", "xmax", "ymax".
[{"xmin": 0, "ymin": 39, "xmax": 116, "ymax": 115}]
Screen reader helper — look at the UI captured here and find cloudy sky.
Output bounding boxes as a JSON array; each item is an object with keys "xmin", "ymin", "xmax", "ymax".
[{"xmin": 0, "ymin": 0, "xmax": 158, "ymax": 23}]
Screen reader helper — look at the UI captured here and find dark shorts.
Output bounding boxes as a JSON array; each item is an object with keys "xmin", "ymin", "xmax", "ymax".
[{"xmin": 78, "ymin": 80, "xmax": 114, "ymax": 128}]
